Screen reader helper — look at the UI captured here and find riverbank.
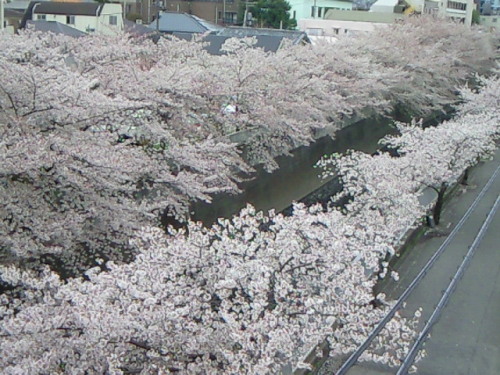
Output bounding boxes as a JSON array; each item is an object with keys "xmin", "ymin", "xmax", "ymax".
[{"xmin": 317, "ymin": 148, "xmax": 500, "ymax": 375}]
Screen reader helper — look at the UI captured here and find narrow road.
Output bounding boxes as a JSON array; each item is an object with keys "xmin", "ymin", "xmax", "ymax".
[{"xmin": 320, "ymin": 151, "xmax": 500, "ymax": 375}]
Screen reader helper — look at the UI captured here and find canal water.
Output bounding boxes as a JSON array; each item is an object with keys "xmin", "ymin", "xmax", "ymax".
[{"xmin": 191, "ymin": 117, "xmax": 397, "ymax": 225}]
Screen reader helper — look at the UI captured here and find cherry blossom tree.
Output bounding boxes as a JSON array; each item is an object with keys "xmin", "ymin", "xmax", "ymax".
[
  {"xmin": 1, "ymin": 33, "xmax": 498, "ymax": 373},
  {"xmin": 0, "ymin": 32, "xmax": 250, "ymax": 271},
  {"xmin": 320, "ymin": 74, "xmax": 500, "ymax": 228},
  {"xmin": 0, "ymin": 203, "xmax": 422, "ymax": 374},
  {"xmin": 341, "ymin": 17, "xmax": 498, "ymax": 118},
  {"xmin": 0, "ymin": 16, "xmax": 497, "ymax": 272}
]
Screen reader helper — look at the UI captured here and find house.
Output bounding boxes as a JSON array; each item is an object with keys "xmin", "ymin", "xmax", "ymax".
[
  {"xmin": 171, "ymin": 26, "xmax": 309, "ymax": 55},
  {"xmin": 138, "ymin": 0, "xmax": 242, "ymax": 25},
  {"xmin": 23, "ymin": 1, "xmax": 124, "ymax": 35},
  {"xmin": 300, "ymin": 0, "xmax": 474, "ymax": 37},
  {"xmin": 299, "ymin": 8, "xmax": 403, "ymax": 37},
  {"xmin": 3, "ymin": 0, "xmax": 34, "ymax": 33},
  {"xmin": 217, "ymin": 26, "xmax": 309, "ymax": 43},
  {"xmin": 369, "ymin": 0, "xmax": 401, "ymax": 12},
  {"xmin": 26, "ymin": 19, "xmax": 86, "ymax": 37},
  {"xmin": 3, "ymin": 8, "xmax": 24, "ymax": 33},
  {"xmin": 479, "ymin": 13, "xmax": 499, "ymax": 28},
  {"xmin": 124, "ymin": 18, "xmax": 155, "ymax": 37},
  {"xmin": 424, "ymin": 0, "xmax": 474, "ymax": 25},
  {"xmin": 148, "ymin": 11, "xmax": 222, "ymax": 33},
  {"xmin": 288, "ymin": 0, "xmax": 353, "ymax": 21}
]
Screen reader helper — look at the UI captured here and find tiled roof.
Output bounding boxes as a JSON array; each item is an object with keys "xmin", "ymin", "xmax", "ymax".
[
  {"xmin": 149, "ymin": 12, "xmax": 222, "ymax": 33},
  {"xmin": 171, "ymin": 32, "xmax": 308, "ymax": 55},
  {"xmin": 26, "ymin": 20, "xmax": 87, "ymax": 37},
  {"xmin": 217, "ymin": 26, "xmax": 309, "ymax": 44}
]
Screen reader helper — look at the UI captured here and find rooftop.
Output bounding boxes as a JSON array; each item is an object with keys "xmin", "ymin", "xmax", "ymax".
[
  {"xmin": 32, "ymin": 2, "xmax": 103, "ymax": 16},
  {"xmin": 25, "ymin": 20, "xmax": 87, "ymax": 36},
  {"xmin": 148, "ymin": 12, "xmax": 222, "ymax": 33}
]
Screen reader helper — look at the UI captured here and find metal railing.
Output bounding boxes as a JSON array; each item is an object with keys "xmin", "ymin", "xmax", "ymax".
[{"xmin": 335, "ymin": 163, "xmax": 500, "ymax": 375}]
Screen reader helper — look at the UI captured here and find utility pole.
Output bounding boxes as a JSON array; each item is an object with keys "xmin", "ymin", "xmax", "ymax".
[
  {"xmin": 243, "ymin": 1, "xmax": 248, "ymax": 27},
  {"xmin": 1, "ymin": 0, "xmax": 4, "ymax": 33},
  {"xmin": 223, "ymin": 0, "xmax": 226, "ymax": 25},
  {"xmin": 155, "ymin": 0, "xmax": 161, "ymax": 33}
]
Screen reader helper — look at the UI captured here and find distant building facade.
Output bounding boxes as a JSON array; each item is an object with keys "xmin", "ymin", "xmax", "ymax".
[
  {"xmin": 4, "ymin": 9, "xmax": 24, "ymax": 33},
  {"xmin": 136, "ymin": 0, "xmax": 242, "ymax": 25},
  {"xmin": 424, "ymin": 0, "xmax": 474, "ymax": 25},
  {"xmin": 479, "ymin": 13, "xmax": 499, "ymax": 27},
  {"xmin": 288, "ymin": 0, "xmax": 353, "ymax": 21},
  {"xmin": 30, "ymin": 2, "xmax": 124, "ymax": 35},
  {"xmin": 300, "ymin": 9, "xmax": 402, "ymax": 36}
]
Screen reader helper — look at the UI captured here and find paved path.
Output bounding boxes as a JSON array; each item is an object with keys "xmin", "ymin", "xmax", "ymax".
[{"xmin": 327, "ymin": 151, "xmax": 500, "ymax": 375}]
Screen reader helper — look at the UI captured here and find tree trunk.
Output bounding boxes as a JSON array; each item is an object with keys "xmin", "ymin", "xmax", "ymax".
[
  {"xmin": 433, "ymin": 182, "xmax": 448, "ymax": 225},
  {"xmin": 461, "ymin": 167, "xmax": 470, "ymax": 185}
]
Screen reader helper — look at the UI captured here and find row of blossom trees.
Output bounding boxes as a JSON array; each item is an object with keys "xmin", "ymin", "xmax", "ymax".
[
  {"xmin": 320, "ymin": 73, "xmax": 500, "ymax": 228},
  {"xmin": 0, "ymin": 17, "xmax": 497, "ymax": 270},
  {"xmin": 0, "ymin": 71, "xmax": 498, "ymax": 374}
]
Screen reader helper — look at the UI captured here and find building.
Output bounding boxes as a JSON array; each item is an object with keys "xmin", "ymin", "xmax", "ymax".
[
  {"xmin": 149, "ymin": 11, "xmax": 222, "ymax": 33},
  {"xmin": 26, "ymin": 19, "xmax": 86, "ymax": 36},
  {"xmin": 424, "ymin": 0, "xmax": 474, "ymax": 25},
  {"xmin": 176, "ymin": 30, "xmax": 308, "ymax": 55},
  {"xmin": 3, "ymin": 8, "xmax": 24, "ymax": 33},
  {"xmin": 288, "ymin": 0, "xmax": 353, "ymax": 21},
  {"xmin": 26, "ymin": 2, "xmax": 124, "ymax": 35},
  {"xmin": 479, "ymin": 0, "xmax": 500, "ymax": 15},
  {"xmin": 299, "ymin": 8, "xmax": 403, "ymax": 37},
  {"xmin": 137, "ymin": 0, "xmax": 242, "ymax": 25},
  {"xmin": 479, "ymin": 13, "xmax": 499, "ymax": 28}
]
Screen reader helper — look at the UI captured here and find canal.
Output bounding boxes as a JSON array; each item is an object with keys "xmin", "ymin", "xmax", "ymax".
[{"xmin": 190, "ymin": 117, "xmax": 398, "ymax": 225}]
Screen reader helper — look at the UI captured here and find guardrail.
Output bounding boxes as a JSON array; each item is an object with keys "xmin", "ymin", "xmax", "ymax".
[
  {"xmin": 396, "ymin": 192, "xmax": 500, "ymax": 375},
  {"xmin": 334, "ymin": 163, "xmax": 500, "ymax": 375}
]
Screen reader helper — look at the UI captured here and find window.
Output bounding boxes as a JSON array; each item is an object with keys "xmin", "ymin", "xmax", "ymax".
[
  {"xmin": 293, "ymin": 10, "xmax": 296, "ymax": 19},
  {"xmin": 224, "ymin": 12, "xmax": 237, "ymax": 24},
  {"xmin": 306, "ymin": 28, "xmax": 323, "ymax": 36},
  {"xmin": 446, "ymin": 1, "xmax": 467, "ymax": 10},
  {"xmin": 66, "ymin": 15, "xmax": 75, "ymax": 24},
  {"xmin": 318, "ymin": 7, "xmax": 323, "ymax": 17},
  {"xmin": 109, "ymin": 15, "xmax": 118, "ymax": 25},
  {"xmin": 493, "ymin": 18, "xmax": 498, "ymax": 22},
  {"xmin": 37, "ymin": 14, "xmax": 46, "ymax": 20},
  {"xmin": 311, "ymin": 6, "xmax": 316, "ymax": 17}
]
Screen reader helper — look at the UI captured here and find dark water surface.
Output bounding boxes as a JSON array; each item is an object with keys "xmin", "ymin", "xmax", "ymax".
[{"xmin": 191, "ymin": 117, "xmax": 397, "ymax": 225}]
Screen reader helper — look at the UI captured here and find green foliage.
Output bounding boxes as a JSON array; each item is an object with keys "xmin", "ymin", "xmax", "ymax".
[
  {"xmin": 472, "ymin": 9, "xmax": 480, "ymax": 25},
  {"xmin": 246, "ymin": 0, "xmax": 297, "ymax": 29}
]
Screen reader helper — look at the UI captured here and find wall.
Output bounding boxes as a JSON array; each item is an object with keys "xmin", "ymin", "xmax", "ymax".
[
  {"xmin": 479, "ymin": 14, "xmax": 500, "ymax": 29},
  {"xmin": 34, "ymin": 4, "xmax": 124, "ymax": 35},
  {"xmin": 34, "ymin": 13, "xmax": 98, "ymax": 33},
  {"xmin": 97, "ymin": 3, "xmax": 124, "ymax": 35},
  {"xmin": 140, "ymin": 0, "xmax": 241, "ymax": 25},
  {"xmin": 288, "ymin": 0, "xmax": 353, "ymax": 22},
  {"xmin": 299, "ymin": 10, "xmax": 401, "ymax": 36}
]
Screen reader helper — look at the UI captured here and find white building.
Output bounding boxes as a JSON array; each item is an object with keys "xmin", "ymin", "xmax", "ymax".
[
  {"xmin": 288, "ymin": 0, "xmax": 353, "ymax": 21},
  {"xmin": 32, "ymin": 2, "xmax": 124, "ymax": 35},
  {"xmin": 424, "ymin": 0, "xmax": 474, "ymax": 25},
  {"xmin": 369, "ymin": 0, "xmax": 399, "ymax": 12},
  {"xmin": 299, "ymin": 8, "xmax": 403, "ymax": 37}
]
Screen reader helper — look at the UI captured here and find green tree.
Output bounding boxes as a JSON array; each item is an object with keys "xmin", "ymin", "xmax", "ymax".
[
  {"xmin": 472, "ymin": 9, "xmax": 480, "ymax": 25},
  {"xmin": 246, "ymin": 0, "xmax": 297, "ymax": 29}
]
